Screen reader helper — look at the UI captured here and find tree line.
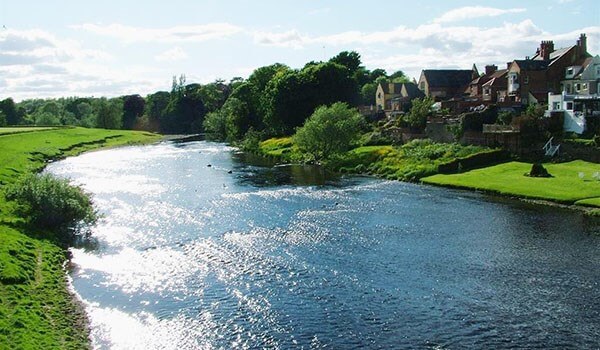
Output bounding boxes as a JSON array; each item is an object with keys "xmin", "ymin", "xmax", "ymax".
[{"xmin": 0, "ymin": 51, "xmax": 409, "ymax": 138}]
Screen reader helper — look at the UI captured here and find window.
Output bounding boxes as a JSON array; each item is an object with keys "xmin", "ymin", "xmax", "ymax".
[
  {"xmin": 553, "ymin": 102, "xmax": 561, "ymax": 110},
  {"xmin": 567, "ymin": 67, "xmax": 574, "ymax": 77},
  {"xmin": 377, "ymin": 93, "xmax": 381, "ymax": 99},
  {"xmin": 419, "ymin": 82, "xmax": 425, "ymax": 90},
  {"xmin": 582, "ymin": 83, "xmax": 588, "ymax": 90},
  {"xmin": 566, "ymin": 102, "xmax": 573, "ymax": 110},
  {"xmin": 576, "ymin": 83, "xmax": 581, "ymax": 91},
  {"xmin": 524, "ymin": 76, "xmax": 529, "ymax": 84}
]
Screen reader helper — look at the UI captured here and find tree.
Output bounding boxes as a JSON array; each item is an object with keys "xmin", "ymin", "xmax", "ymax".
[
  {"xmin": 203, "ymin": 110, "xmax": 228, "ymax": 140},
  {"xmin": 145, "ymin": 91, "xmax": 171, "ymax": 131},
  {"xmin": 263, "ymin": 62, "xmax": 359, "ymax": 135},
  {"xmin": 330, "ymin": 51, "xmax": 362, "ymax": 73},
  {"xmin": 0, "ymin": 98, "xmax": 20, "ymax": 125},
  {"xmin": 403, "ymin": 97, "xmax": 434, "ymax": 129},
  {"xmin": 122, "ymin": 94, "xmax": 145, "ymax": 129},
  {"xmin": 95, "ymin": 98, "xmax": 123, "ymax": 129},
  {"xmin": 294, "ymin": 102, "xmax": 365, "ymax": 161},
  {"xmin": 0, "ymin": 110, "xmax": 6, "ymax": 126}
]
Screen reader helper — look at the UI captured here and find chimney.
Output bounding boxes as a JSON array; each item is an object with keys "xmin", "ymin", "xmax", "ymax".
[
  {"xmin": 577, "ymin": 33, "xmax": 587, "ymax": 55},
  {"xmin": 388, "ymin": 83, "xmax": 396, "ymax": 94},
  {"xmin": 539, "ymin": 40, "xmax": 554, "ymax": 60},
  {"xmin": 485, "ymin": 65, "xmax": 498, "ymax": 75}
]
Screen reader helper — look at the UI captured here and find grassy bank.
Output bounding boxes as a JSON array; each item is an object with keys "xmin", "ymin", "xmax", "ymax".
[
  {"xmin": 258, "ymin": 137, "xmax": 500, "ymax": 181},
  {"xmin": 422, "ymin": 160, "xmax": 600, "ymax": 208},
  {"xmin": 0, "ymin": 127, "xmax": 160, "ymax": 348}
]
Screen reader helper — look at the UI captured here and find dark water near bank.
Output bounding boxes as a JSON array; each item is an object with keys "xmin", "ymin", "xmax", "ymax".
[{"xmin": 46, "ymin": 141, "xmax": 600, "ymax": 349}]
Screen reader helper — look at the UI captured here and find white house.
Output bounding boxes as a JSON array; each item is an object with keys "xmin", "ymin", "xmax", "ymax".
[{"xmin": 547, "ymin": 55, "xmax": 600, "ymax": 134}]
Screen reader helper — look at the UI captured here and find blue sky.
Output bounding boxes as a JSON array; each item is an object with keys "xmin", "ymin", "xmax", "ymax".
[{"xmin": 1, "ymin": 0, "xmax": 599, "ymax": 100}]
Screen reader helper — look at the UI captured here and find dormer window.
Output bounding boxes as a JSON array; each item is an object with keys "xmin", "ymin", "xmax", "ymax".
[{"xmin": 567, "ymin": 67, "xmax": 574, "ymax": 77}]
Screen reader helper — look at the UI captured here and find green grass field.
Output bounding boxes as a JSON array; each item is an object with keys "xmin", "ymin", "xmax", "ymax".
[
  {"xmin": 423, "ymin": 160, "xmax": 600, "ymax": 207},
  {"xmin": 0, "ymin": 127, "xmax": 58, "ymax": 135},
  {"xmin": 0, "ymin": 127, "xmax": 160, "ymax": 348}
]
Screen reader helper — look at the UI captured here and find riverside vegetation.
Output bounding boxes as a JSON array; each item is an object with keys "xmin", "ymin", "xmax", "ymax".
[{"xmin": 0, "ymin": 127, "xmax": 160, "ymax": 349}]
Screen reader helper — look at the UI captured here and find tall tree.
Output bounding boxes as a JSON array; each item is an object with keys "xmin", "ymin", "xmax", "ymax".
[
  {"xmin": 95, "ymin": 98, "xmax": 123, "ymax": 129},
  {"xmin": 122, "ymin": 94, "xmax": 145, "ymax": 129},
  {"xmin": 0, "ymin": 98, "xmax": 20, "ymax": 125}
]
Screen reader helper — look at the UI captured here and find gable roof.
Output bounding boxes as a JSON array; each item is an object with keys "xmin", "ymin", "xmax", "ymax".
[
  {"xmin": 379, "ymin": 83, "xmax": 404, "ymax": 94},
  {"xmin": 481, "ymin": 69, "xmax": 508, "ymax": 88},
  {"xmin": 513, "ymin": 60, "xmax": 549, "ymax": 71},
  {"xmin": 401, "ymin": 82, "xmax": 425, "ymax": 99},
  {"xmin": 421, "ymin": 70, "xmax": 473, "ymax": 88}
]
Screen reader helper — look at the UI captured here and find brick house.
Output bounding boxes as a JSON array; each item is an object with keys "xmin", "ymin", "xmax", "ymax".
[{"xmin": 507, "ymin": 34, "xmax": 592, "ymax": 105}]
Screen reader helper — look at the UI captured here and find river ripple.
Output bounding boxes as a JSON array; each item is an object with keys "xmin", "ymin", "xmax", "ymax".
[{"xmin": 46, "ymin": 141, "xmax": 600, "ymax": 349}]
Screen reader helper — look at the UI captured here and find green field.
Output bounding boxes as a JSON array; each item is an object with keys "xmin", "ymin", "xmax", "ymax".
[
  {"xmin": 0, "ymin": 127, "xmax": 160, "ymax": 348},
  {"xmin": 423, "ymin": 160, "xmax": 600, "ymax": 207},
  {"xmin": 0, "ymin": 127, "xmax": 58, "ymax": 135}
]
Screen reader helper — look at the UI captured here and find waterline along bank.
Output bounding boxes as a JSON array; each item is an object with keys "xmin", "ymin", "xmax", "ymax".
[{"xmin": 0, "ymin": 127, "xmax": 160, "ymax": 348}]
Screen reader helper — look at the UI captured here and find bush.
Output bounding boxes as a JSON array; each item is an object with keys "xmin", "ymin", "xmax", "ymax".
[
  {"xmin": 294, "ymin": 102, "xmax": 365, "ymax": 161},
  {"xmin": 6, "ymin": 174, "xmax": 98, "ymax": 239},
  {"xmin": 527, "ymin": 163, "xmax": 552, "ymax": 178}
]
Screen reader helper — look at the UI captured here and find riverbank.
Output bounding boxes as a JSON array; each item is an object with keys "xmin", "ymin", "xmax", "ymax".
[
  {"xmin": 256, "ymin": 137, "xmax": 600, "ymax": 214},
  {"xmin": 0, "ymin": 127, "xmax": 161, "ymax": 348},
  {"xmin": 422, "ymin": 160, "xmax": 600, "ymax": 215}
]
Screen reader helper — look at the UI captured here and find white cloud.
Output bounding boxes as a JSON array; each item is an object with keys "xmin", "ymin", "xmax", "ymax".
[
  {"xmin": 155, "ymin": 47, "xmax": 188, "ymax": 62},
  {"xmin": 253, "ymin": 30, "xmax": 306, "ymax": 49},
  {"xmin": 72, "ymin": 23, "xmax": 242, "ymax": 43},
  {"xmin": 433, "ymin": 6, "xmax": 526, "ymax": 24}
]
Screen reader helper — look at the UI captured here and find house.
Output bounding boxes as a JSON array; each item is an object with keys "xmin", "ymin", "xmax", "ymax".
[
  {"xmin": 547, "ymin": 55, "xmax": 600, "ymax": 134},
  {"xmin": 507, "ymin": 34, "xmax": 592, "ymax": 105},
  {"xmin": 466, "ymin": 65, "xmax": 508, "ymax": 104},
  {"xmin": 375, "ymin": 82, "xmax": 424, "ymax": 114},
  {"xmin": 418, "ymin": 67, "xmax": 478, "ymax": 101}
]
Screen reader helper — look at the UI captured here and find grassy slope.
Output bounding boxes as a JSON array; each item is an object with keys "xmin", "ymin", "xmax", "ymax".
[
  {"xmin": 422, "ymin": 160, "xmax": 600, "ymax": 207},
  {"xmin": 0, "ymin": 127, "xmax": 160, "ymax": 349},
  {"xmin": 0, "ymin": 127, "xmax": 58, "ymax": 136},
  {"xmin": 258, "ymin": 137, "xmax": 493, "ymax": 181}
]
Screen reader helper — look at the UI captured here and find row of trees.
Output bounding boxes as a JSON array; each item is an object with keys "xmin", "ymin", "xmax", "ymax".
[
  {"xmin": 203, "ymin": 51, "xmax": 409, "ymax": 141},
  {"xmin": 1, "ymin": 51, "xmax": 408, "ymax": 137}
]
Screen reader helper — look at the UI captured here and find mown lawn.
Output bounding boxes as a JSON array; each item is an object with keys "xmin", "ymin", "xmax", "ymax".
[
  {"xmin": 0, "ymin": 127, "xmax": 160, "ymax": 348},
  {"xmin": 423, "ymin": 160, "xmax": 600, "ymax": 207},
  {"xmin": 0, "ymin": 127, "xmax": 161, "ymax": 185}
]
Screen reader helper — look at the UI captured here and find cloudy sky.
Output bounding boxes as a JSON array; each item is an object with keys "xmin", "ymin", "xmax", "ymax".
[{"xmin": 1, "ymin": 0, "xmax": 599, "ymax": 101}]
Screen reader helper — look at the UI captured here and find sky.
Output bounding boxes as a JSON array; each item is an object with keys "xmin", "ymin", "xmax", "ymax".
[{"xmin": 1, "ymin": 0, "xmax": 599, "ymax": 101}]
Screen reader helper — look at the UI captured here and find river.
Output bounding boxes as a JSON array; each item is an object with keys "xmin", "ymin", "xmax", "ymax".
[{"xmin": 46, "ymin": 140, "xmax": 600, "ymax": 349}]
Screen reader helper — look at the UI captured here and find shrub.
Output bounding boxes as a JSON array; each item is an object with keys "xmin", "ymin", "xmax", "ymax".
[
  {"xmin": 527, "ymin": 163, "xmax": 552, "ymax": 178},
  {"xmin": 294, "ymin": 102, "xmax": 365, "ymax": 161},
  {"xmin": 6, "ymin": 174, "xmax": 98, "ymax": 239}
]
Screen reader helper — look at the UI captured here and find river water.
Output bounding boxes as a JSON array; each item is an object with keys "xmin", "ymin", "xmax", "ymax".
[{"xmin": 46, "ymin": 141, "xmax": 600, "ymax": 349}]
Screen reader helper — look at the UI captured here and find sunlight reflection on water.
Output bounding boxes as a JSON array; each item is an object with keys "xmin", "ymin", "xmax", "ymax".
[{"xmin": 47, "ymin": 141, "xmax": 600, "ymax": 349}]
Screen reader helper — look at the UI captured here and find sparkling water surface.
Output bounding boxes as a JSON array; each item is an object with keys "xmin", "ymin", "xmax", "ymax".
[{"xmin": 46, "ymin": 141, "xmax": 600, "ymax": 349}]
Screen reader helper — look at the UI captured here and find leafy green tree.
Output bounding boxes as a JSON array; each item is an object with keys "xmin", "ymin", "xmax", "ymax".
[
  {"xmin": 95, "ymin": 98, "xmax": 123, "ymax": 129},
  {"xmin": 0, "ymin": 110, "xmax": 6, "ymax": 126},
  {"xmin": 202, "ymin": 110, "xmax": 228, "ymax": 140},
  {"xmin": 263, "ymin": 62, "xmax": 359, "ymax": 135},
  {"xmin": 330, "ymin": 51, "xmax": 362, "ymax": 73},
  {"xmin": 145, "ymin": 91, "xmax": 171, "ymax": 131},
  {"xmin": 122, "ymin": 94, "xmax": 145, "ymax": 129},
  {"xmin": 161, "ymin": 84, "xmax": 206, "ymax": 133},
  {"xmin": 0, "ymin": 98, "xmax": 21, "ymax": 125},
  {"xmin": 361, "ymin": 82, "xmax": 378, "ymax": 105},
  {"xmin": 389, "ymin": 70, "xmax": 410, "ymax": 83},
  {"xmin": 294, "ymin": 102, "xmax": 365, "ymax": 161},
  {"xmin": 403, "ymin": 97, "xmax": 434, "ymax": 129},
  {"xmin": 35, "ymin": 112, "xmax": 61, "ymax": 126}
]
